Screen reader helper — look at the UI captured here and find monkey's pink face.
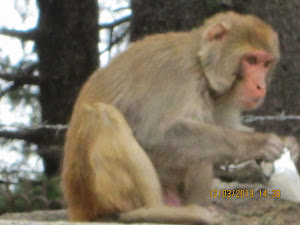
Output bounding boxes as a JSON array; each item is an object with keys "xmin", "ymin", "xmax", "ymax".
[{"xmin": 237, "ymin": 50, "xmax": 275, "ymax": 111}]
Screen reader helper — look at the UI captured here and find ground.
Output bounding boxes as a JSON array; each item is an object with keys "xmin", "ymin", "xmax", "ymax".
[
  {"xmin": 1, "ymin": 191, "xmax": 300, "ymax": 225},
  {"xmin": 215, "ymin": 191, "xmax": 300, "ymax": 225}
]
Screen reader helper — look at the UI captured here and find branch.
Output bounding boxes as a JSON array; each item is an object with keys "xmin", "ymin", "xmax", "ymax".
[
  {"xmin": 0, "ymin": 63, "xmax": 39, "ymax": 83},
  {"xmin": 0, "ymin": 83, "xmax": 23, "ymax": 98},
  {"xmin": 243, "ymin": 114, "xmax": 300, "ymax": 123},
  {"xmin": 99, "ymin": 15, "xmax": 131, "ymax": 30},
  {"xmin": 0, "ymin": 124, "xmax": 68, "ymax": 145},
  {"xmin": 0, "ymin": 63, "xmax": 39, "ymax": 98},
  {"xmin": 113, "ymin": 7, "xmax": 131, "ymax": 13},
  {"xmin": 0, "ymin": 72, "xmax": 39, "ymax": 85},
  {"xmin": 100, "ymin": 27, "xmax": 130, "ymax": 55},
  {"xmin": 0, "ymin": 28, "xmax": 37, "ymax": 41}
]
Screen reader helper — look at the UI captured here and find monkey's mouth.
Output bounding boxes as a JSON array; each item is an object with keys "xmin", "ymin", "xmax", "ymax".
[
  {"xmin": 251, "ymin": 98, "xmax": 261, "ymax": 104},
  {"xmin": 242, "ymin": 97, "xmax": 264, "ymax": 111}
]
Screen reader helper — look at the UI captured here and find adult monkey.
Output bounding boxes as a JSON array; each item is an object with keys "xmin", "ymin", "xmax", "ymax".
[
  {"xmin": 63, "ymin": 102, "xmax": 222, "ymax": 224},
  {"xmin": 62, "ymin": 11, "xmax": 298, "ymax": 223}
]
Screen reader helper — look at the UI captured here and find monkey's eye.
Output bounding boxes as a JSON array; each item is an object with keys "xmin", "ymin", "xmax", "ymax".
[
  {"xmin": 246, "ymin": 56, "xmax": 258, "ymax": 65},
  {"xmin": 264, "ymin": 60, "xmax": 272, "ymax": 67}
]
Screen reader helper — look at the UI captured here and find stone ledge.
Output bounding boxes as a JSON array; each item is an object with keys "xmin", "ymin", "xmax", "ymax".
[
  {"xmin": 0, "ymin": 211, "xmax": 161, "ymax": 225},
  {"xmin": 0, "ymin": 210, "xmax": 67, "ymax": 221},
  {"xmin": 0, "ymin": 221, "xmax": 86, "ymax": 225},
  {"xmin": 0, "ymin": 221, "xmax": 155, "ymax": 225}
]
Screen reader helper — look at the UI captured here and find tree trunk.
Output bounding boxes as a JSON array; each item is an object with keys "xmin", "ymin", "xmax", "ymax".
[
  {"xmin": 130, "ymin": 0, "xmax": 208, "ymax": 41},
  {"xmin": 35, "ymin": 0, "xmax": 99, "ymax": 175}
]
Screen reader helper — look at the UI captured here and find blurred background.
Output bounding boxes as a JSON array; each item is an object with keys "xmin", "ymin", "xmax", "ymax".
[{"xmin": 0, "ymin": 0, "xmax": 299, "ymax": 215}]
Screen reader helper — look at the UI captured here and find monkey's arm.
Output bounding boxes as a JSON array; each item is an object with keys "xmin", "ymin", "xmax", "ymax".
[{"xmin": 159, "ymin": 119, "xmax": 284, "ymax": 164}]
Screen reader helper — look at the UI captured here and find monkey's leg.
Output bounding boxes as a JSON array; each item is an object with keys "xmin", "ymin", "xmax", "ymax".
[
  {"xmin": 119, "ymin": 205, "xmax": 222, "ymax": 225},
  {"xmin": 183, "ymin": 161, "xmax": 214, "ymax": 205},
  {"xmin": 118, "ymin": 132, "xmax": 222, "ymax": 224}
]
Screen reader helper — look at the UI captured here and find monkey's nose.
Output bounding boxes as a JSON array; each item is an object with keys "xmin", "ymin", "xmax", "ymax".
[
  {"xmin": 257, "ymin": 85, "xmax": 263, "ymax": 90},
  {"xmin": 254, "ymin": 83, "xmax": 266, "ymax": 98}
]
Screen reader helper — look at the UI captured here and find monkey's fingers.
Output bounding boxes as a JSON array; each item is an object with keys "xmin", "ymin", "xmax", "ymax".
[
  {"xmin": 119, "ymin": 205, "xmax": 223, "ymax": 224},
  {"xmin": 262, "ymin": 151, "xmax": 279, "ymax": 162},
  {"xmin": 268, "ymin": 134, "xmax": 285, "ymax": 149},
  {"xmin": 261, "ymin": 135, "xmax": 284, "ymax": 161},
  {"xmin": 284, "ymin": 136, "xmax": 300, "ymax": 162},
  {"xmin": 261, "ymin": 146, "xmax": 283, "ymax": 162}
]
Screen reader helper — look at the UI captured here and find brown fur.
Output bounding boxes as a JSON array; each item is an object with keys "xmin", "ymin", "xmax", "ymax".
[
  {"xmin": 62, "ymin": 11, "xmax": 285, "ymax": 223},
  {"xmin": 62, "ymin": 102, "xmax": 221, "ymax": 224}
]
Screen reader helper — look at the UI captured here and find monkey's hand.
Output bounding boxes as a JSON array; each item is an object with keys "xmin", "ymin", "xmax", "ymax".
[
  {"xmin": 251, "ymin": 133, "xmax": 285, "ymax": 162},
  {"xmin": 283, "ymin": 136, "xmax": 300, "ymax": 162}
]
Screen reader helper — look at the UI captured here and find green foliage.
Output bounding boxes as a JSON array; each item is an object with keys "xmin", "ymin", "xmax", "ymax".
[
  {"xmin": 0, "ymin": 172, "xmax": 63, "ymax": 215},
  {"xmin": 7, "ymin": 86, "xmax": 39, "ymax": 112},
  {"xmin": 0, "ymin": 192, "xmax": 7, "ymax": 215},
  {"xmin": 46, "ymin": 176, "xmax": 62, "ymax": 200}
]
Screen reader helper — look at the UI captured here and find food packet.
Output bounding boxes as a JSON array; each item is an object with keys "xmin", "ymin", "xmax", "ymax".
[{"xmin": 262, "ymin": 147, "xmax": 300, "ymax": 203}]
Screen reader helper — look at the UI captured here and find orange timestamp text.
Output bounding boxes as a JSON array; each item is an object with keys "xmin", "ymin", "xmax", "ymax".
[{"xmin": 210, "ymin": 189, "xmax": 281, "ymax": 198}]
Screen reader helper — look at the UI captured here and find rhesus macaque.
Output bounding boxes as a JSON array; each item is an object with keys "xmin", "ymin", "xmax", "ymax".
[
  {"xmin": 62, "ymin": 102, "xmax": 221, "ymax": 224},
  {"xmin": 62, "ymin": 11, "xmax": 299, "ymax": 223}
]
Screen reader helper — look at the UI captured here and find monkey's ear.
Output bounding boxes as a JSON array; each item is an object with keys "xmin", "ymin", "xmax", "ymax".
[
  {"xmin": 205, "ymin": 71, "xmax": 236, "ymax": 94},
  {"xmin": 207, "ymin": 22, "xmax": 230, "ymax": 41},
  {"xmin": 199, "ymin": 22, "xmax": 234, "ymax": 94}
]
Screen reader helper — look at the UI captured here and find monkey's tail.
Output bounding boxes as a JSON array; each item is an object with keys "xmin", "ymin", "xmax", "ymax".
[{"xmin": 118, "ymin": 205, "xmax": 223, "ymax": 225}]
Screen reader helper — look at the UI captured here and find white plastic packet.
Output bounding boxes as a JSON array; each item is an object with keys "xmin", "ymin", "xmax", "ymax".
[{"xmin": 262, "ymin": 147, "xmax": 300, "ymax": 203}]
